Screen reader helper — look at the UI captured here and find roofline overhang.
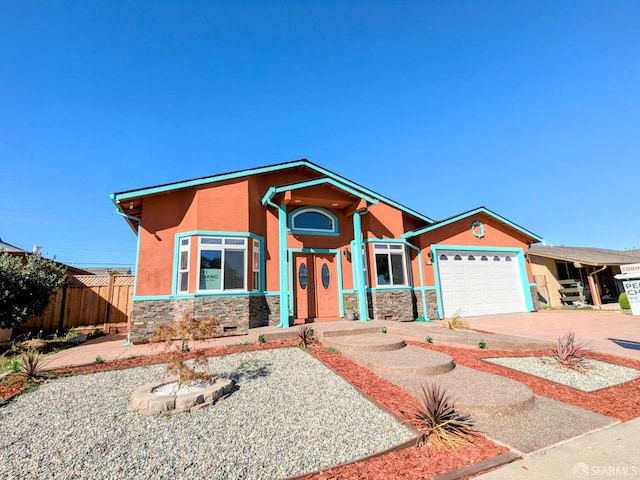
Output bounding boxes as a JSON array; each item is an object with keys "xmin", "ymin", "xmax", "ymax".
[
  {"xmin": 402, "ymin": 206, "xmax": 543, "ymax": 242},
  {"xmin": 261, "ymin": 177, "xmax": 379, "ymax": 208},
  {"xmin": 110, "ymin": 159, "xmax": 435, "ymax": 225},
  {"xmin": 528, "ymin": 250, "xmax": 630, "ymax": 267}
]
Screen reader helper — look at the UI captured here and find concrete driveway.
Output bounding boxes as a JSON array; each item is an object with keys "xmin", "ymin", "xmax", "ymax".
[{"xmin": 465, "ymin": 310, "xmax": 640, "ymax": 360}]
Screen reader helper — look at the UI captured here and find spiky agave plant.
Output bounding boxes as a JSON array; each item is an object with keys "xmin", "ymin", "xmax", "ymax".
[
  {"xmin": 296, "ymin": 324, "xmax": 317, "ymax": 349},
  {"xmin": 552, "ymin": 330, "xmax": 589, "ymax": 371},
  {"xmin": 402, "ymin": 383, "xmax": 475, "ymax": 451},
  {"xmin": 16, "ymin": 347, "xmax": 48, "ymax": 383}
]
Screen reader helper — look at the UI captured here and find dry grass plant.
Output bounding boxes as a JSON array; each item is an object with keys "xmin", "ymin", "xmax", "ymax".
[
  {"xmin": 297, "ymin": 324, "xmax": 317, "ymax": 349},
  {"xmin": 11, "ymin": 347, "xmax": 48, "ymax": 384},
  {"xmin": 552, "ymin": 330, "xmax": 590, "ymax": 371},
  {"xmin": 402, "ymin": 382, "xmax": 475, "ymax": 452},
  {"xmin": 442, "ymin": 310, "xmax": 467, "ymax": 331},
  {"xmin": 149, "ymin": 311, "xmax": 221, "ymax": 385}
]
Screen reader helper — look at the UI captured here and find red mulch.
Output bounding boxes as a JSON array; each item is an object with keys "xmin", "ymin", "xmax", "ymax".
[
  {"xmin": 406, "ymin": 341, "xmax": 640, "ymax": 422},
  {"xmin": 3, "ymin": 337, "xmax": 639, "ymax": 479},
  {"xmin": 302, "ymin": 348, "xmax": 509, "ymax": 480}
]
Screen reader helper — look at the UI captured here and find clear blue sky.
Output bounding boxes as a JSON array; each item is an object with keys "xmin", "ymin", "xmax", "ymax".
[{"xmin": 1, "ymin": 1, "xmax": 639, "ymax": 270}]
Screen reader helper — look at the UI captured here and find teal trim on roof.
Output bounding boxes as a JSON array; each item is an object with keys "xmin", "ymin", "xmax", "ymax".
[
  {"xmin": 402, "ymin": 207, "xmax": 542, "ymax": 242},
  {"xmin": 111, "ymin": 159, "xmax": 433, "ymax": 225}
]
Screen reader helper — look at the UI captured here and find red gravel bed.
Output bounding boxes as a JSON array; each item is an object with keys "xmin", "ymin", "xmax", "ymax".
[{"xmin": 406, "ymin": 341, "xmax": 640, "ymax": 422}]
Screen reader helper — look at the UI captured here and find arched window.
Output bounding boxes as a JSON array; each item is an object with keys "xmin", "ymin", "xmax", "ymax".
[
  {"xmin": 468, "ymin": 255, "xmax": 476, "ymax": 261},
  {"xmin": 439, "ymin": 254, "xmax": 448, "ymax": 260},
  {"xmin": 505, "ymin": 256, "xmax": 512, "ymax": 262},
  {"xmin": 289, "ymin": 208, "xmax": 338, "ymax": 235},
  {"xmin": 481, "ymin": 255, "xmax": 488, "ymax": 261},
  {"xmin": 454, "ymin": 255, "xmax": 462, "ymax": 261},
  {"xmin": 493, "ymin": 256, "xmax": 501, "ymax": 261}
]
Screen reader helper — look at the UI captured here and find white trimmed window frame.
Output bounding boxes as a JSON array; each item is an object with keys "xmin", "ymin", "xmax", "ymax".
[
  {"xmin": 373, "ymin": 243, "xmax": 408, "ymax": 287},
  {"xmin": 252, "ymin": 239, "xmax": 260, "ymax": 291},
  {"xmin": 177, "ymin": 237, "xmax": 190, "ymax": 293},
  {"xmin": 197, "ymin": 237, "xmax": 248, "ymax": 292}
]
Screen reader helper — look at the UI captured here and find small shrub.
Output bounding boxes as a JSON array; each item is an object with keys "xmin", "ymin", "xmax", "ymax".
[
  {"xmin": 95, "ymin": 355, "xmax": 104, "ymax": 364},
  {"xmin": 9, "ymin": 359, "xmax": 21, "ymax": 373},
  {"xmin": 16, "ymin": 348, "xmax": 47, "ymax": 383},
  {"xmin": 443, "ymin": 310, "xmax": 467, "ymax": 331},
  {"xmin": 553, "ymin": 330, "xmax": 589, "ymax": 371},
  {"xmin": 87, "ymin": 329, "xmax": 106, "ymax": 340},
  {"xmin": 64, "ymin": 328, "xmax": 79, "ymax": 340},
  {"xmin": 402, "ymin": 383, "xmax": 475, "ymax": 451},
  {"xmin": 257, "ymin": 334, "xmax": 265, "ymax": 343},
  {"xmin": 477, "ymin": 340, "xmax": 487, "ymax": 350},
  {"xmin": 297, "ymin": 324, "xmax": 317, "ymax": 349},
  {"xmin": 149, "ymin": 311, "xmax": 220, "ymax": 385},
  {"xmin": 619, "ymin": 292, "xmax": 631, "ymax": 310},
  {"xmin": 425, "ymin": 336, "xmax": 433, "ymax": 344},
  {"xmin": 380, "ymin": 326, "xmax": 387, "ymax": 334}
]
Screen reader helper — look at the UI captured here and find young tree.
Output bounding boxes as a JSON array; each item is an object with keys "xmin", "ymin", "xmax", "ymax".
[{"xmin": 0, "ymin": 253, "xmax": 67, "ymax": 330}]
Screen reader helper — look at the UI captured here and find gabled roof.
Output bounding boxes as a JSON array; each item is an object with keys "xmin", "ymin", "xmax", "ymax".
[
  {"xmin": 110, "ymin": 159, "xmax": 434, "ymax": 228},
  {"xmin": 529, "ymin": 245, "xmax": 640, "ymax": 267},
  {"xmin": 0, "ymin": 237, "xmax": 28, "ymax": 255},
  {"xmin": 402, "ymin": 206, "xmax": 542, "ymax": 242}
]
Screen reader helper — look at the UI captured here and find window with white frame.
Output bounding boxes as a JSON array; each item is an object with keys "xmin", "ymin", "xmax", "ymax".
[
  {"xmin": 252, "ymin": 239, "xmax": 260, "ymax": 291},
  {"xmin": 198, "ymin": 237, "xmax": 247, "ymax": 291},
  {"xmin": 177, "ymin": 237, "xmax": 190, "ymax": 293},
  {"xmin": 373, "ymin": 243, "xmax": 407, "ymax": 286}
]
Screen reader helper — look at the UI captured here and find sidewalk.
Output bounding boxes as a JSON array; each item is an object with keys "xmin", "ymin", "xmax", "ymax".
[{"xmin": 475, "ymin": 418, "xmax": 640, "ymax": 479}]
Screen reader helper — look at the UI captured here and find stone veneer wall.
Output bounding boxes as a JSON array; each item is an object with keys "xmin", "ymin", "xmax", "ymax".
[
  {"xmin": 413, "ymin": 289, "xmax": 439, "ymax": 320},
  {"xmin": 369, "ymin": 289, "xmax": 415, "ymax": 322},
  {"xmin": 130, "ymin": 294, "xmax": 277, "ymax": 343}
]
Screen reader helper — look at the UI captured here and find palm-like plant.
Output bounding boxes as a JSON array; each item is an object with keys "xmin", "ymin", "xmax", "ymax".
[
  {"xmin": 402, "ymin": 383, "xmax": 475, "ymax": 451},
  {"xmin": 296, "ymin": 324, "xmax": 317, "ymax": 349},
  {"xmin": 552, "ymin": 331, "xmax": 589, "ymax": 371}
]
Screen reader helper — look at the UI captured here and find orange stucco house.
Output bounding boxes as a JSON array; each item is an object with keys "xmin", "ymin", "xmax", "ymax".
[{"xmin": 110, "ymin": 160, "xmax": 542, "ymax": 343}]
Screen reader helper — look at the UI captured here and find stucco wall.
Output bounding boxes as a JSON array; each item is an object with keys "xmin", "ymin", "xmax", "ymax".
[{"xmin": 530, "ymin": 255, "xmax": 562, "ymax": 307}]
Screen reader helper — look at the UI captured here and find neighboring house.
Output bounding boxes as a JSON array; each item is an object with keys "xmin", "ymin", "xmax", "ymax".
[
  {"xmin": 529, "ymin": 245, "xmax": 640, "ymax": 307},
  {"xmin": 110, "ymin": 159, "xmax": 542, "ymax": 343},
  {"xmin": 0, "ymin": 237, "xmax": 92, "ymax": 275}
]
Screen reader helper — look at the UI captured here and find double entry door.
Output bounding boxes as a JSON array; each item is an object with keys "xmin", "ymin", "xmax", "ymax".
[{"xmin": 293, "ymin": 253, "xmax": 339, "ymax": 322}]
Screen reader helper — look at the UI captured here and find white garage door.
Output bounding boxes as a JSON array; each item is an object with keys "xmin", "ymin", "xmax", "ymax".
[{"xmin": 437, "ymin": 251, "xmax": 526, "ymax": 318}]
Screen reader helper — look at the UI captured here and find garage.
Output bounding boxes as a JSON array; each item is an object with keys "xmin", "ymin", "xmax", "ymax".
[{"xmin": 436, "ymin": 250, "xmax": 526, "ymax": 318}]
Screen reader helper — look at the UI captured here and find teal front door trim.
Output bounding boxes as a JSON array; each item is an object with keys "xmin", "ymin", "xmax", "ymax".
[{"xmin": 431, "ymin": 244, "xmax": 533, "ymax": 319}]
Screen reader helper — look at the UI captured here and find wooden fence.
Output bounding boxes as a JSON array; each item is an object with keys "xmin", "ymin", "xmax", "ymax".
[{"xmin": 19, "ymin": 275, "xmax": 134, "ymax": 334}]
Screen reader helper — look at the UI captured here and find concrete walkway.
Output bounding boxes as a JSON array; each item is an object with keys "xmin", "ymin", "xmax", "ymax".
[
  {"xmin": 464, "ymin": 310, "xmax": 640, "ymax": 361},
  {"xmin": 475, "ymin": 418, "xmax": 640, "ymax": 479}
]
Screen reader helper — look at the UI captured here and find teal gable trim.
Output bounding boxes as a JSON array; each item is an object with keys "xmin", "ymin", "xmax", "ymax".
[
  {"xmin": 431, "ymin": 245, "xmax": 534, "ymax": 317},
  {"xmin": 112, "ymin": 160, "xmax": 311, "ymax": 201},
  {"xmin": 269, "ymin": 177, "xmax": 379, "ymax": 206},
  {"xmin": 403, "ymin": 207, "xmax": 542, "ymax": 242}
]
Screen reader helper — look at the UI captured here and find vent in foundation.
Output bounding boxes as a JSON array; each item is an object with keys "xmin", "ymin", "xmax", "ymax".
[
  {"xmin": 222, "ymin": 325, "xmax": 238, "ymax": 333},
  {"xmin": 384, "ymin": 315, "xmax": 393, "ymax": 321}
]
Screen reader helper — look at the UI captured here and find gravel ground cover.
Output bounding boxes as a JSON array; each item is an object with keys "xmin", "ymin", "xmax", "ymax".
[
  {"xmin": 484, "ymin": 357, "xmax": 640, "ymax": 392},
  {"xmin": 0, "ymin": 347, "xmax": 414, "ymax": 480}
]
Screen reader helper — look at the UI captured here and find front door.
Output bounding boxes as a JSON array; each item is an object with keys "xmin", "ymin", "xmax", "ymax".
[{"xmin": 294, "ymin": 253, "xmax": 339, "ymax": 322}]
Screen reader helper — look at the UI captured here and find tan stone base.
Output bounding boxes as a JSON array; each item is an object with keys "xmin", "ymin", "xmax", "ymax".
[{"xmin": 128, "ymin": 376, "xmax": 233, "ymax": 415}]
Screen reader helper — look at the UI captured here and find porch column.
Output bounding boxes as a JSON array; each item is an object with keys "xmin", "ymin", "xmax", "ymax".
[
  {"xmin": 353, "ymin": 210, "xmax": 369, "ymax": 321},
  {"xmin": 277, "ymin": 205, "xmax": 290, "ymax": 327},
  {"xmin": 587, "ymin": 267, "xmax": 602, "ymax": 307}
]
